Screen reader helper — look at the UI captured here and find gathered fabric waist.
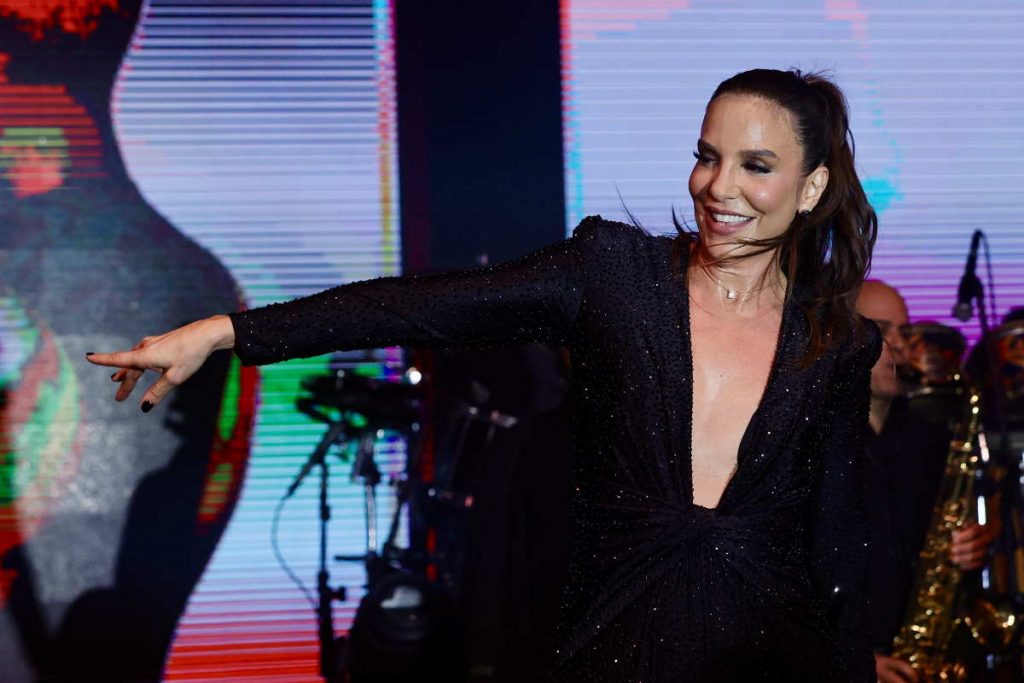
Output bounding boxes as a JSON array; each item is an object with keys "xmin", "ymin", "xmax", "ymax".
[{"xmin": 556, "ymin": 504, "xmax": 818, "ymax": 664}]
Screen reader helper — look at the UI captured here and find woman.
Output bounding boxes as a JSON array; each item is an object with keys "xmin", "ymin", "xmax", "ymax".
[{"xmin": 88, "ymin": 69, "xmax": 880, "ymax": 681}]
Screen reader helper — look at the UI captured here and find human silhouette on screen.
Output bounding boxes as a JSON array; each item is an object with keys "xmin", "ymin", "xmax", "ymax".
[{"xmin": 0, "ymin": 2, "xmax": 255, "ymax": 680}]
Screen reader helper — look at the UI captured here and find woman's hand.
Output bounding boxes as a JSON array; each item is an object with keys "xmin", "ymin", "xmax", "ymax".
[
  {"xmin": 85, "ymin": 315, "xmax": 236, "ymax": 411},
  {"xmin": 875, "ymin": 653, "xmax": 919, "ymax": 682}
]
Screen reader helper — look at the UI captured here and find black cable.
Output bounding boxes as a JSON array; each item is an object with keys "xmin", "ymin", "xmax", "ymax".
[
  {"xmin": 981, "ymin": 232, "xmax": 998, "ymax": 325},
  {"xmin": 271, "ymin": 494, "xmax": 317, "ymax": 612}
]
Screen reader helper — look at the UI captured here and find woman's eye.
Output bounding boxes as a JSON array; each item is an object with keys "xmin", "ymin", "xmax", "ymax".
[
  {"xmin": 693, "ymin": 151, "xmax": 714, "ymax": 165},
  {"xmin": 745, "ymin": 162, "xmax": 770, "ymax": 174}
]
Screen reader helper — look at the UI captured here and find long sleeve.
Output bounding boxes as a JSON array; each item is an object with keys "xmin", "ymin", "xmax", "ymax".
[
  {"xmin": 228, "ymin": 217, "xmax": 614, "ymax": 366},
  {"xmin": 808, "ymin": 322, "xmax": 882, "ymax": 682}
]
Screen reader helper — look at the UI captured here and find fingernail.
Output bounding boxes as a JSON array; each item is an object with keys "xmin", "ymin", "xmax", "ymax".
[
  {"xmin": 111, "ymin": 372, "xmax": 118, "ymax": 380},
  {"xmin": 86, "ymin": 352, "xmax": 95, "ymax": 357},
  {"xmin": 141, "ymin": 401, "xmax": 153, "ymax": 413}
]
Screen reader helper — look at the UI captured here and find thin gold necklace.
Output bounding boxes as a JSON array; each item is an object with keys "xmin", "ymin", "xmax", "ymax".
[{"xmin": 698, "ymin": 261, "xmax": 779, "ymax": 301}]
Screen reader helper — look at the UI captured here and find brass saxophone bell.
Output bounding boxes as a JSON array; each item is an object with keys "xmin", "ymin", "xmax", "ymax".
[
  {"xmin": 937, "ymin": 659, "xmax": 969, "ymax": 683},
  {"xmin": 963, "ymin": 596, "xmax": 1018, "ymax": 652}
]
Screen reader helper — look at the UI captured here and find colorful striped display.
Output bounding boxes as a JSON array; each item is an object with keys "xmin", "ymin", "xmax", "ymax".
[{"xmin": 112, "ymin": 1, "xmax": 402, "ymax": 680}]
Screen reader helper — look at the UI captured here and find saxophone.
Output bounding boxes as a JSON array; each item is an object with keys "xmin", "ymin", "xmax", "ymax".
[{"xmin": 891, "ymin": 391, "xmax": 1017, "ymax": 681}]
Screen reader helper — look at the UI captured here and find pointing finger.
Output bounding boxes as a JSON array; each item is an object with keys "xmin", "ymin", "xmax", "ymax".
[{"xmin": 87, "ymin": 350, "xmax": 148, "ymax": 369}]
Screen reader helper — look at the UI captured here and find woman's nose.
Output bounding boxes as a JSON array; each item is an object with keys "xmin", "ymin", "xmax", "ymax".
[{"xmin": 708, "ymin": 164, "xmax": 737, "ymax": 201}]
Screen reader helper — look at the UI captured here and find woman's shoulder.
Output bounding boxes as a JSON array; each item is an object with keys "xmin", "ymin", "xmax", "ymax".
[
  {"xmin": 569, "ymin": 214, "xmax": 677, "ymax": 263},
  {"xmin": 570, "ymin": 214, "xmax": 662, "ymax": 244},
  {"xmin": 839, "ymin": 314, "xmax": 882, "ymax": 370},
  {"xmin": 792, "ymin": 284, "xmax": 882, "ymax": 370},
  {"xmin": 565, "ymin": 215, "xmax": 679, "ymax": 297}
]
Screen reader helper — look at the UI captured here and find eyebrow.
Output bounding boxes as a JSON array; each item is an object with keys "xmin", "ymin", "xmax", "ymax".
[{"xmin": 697, "ymin": 139, "xmax": 779, "ymax": 160}]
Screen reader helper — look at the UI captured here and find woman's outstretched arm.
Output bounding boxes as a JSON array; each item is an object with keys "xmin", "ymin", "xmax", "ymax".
[{"xmin": 85, "ymin": 215, "xmax": 623, "ymax": 411}]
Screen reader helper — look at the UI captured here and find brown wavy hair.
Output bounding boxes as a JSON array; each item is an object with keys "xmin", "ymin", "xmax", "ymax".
[{"xmin": 676, "ymin": 68, "xmax": 878, "ymax": 363}]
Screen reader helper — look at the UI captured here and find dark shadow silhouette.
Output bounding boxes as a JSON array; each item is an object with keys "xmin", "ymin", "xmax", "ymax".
[{"xmin": 0, "ymin": 3, "xmax": 256, "ymax": 680}]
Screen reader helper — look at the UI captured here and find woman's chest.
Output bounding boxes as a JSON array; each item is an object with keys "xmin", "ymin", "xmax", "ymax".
[
  {"xmin": 575, "ymin": 289, "xmax": 832, "ymax": 509},
  {"xmin": 689, "ymin": 305, "xmax": 781, "ymax": 423}
]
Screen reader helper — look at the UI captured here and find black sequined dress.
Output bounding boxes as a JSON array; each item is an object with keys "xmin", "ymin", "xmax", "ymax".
[{"xmin": 230, "ymin": 217, "xmax": 881, "ymax": 682}]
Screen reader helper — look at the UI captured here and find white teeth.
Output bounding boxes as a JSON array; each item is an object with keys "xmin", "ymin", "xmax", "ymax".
[{"xmin": 711, "ymin": 212, "xmax": 753, "ymax": 224}]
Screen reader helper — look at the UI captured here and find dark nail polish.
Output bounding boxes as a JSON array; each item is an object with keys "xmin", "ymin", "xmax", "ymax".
[
  {"xmin": 141, "ymin": 401, "xmax": 153, "ymax": 413},
  {"xmin": 86, "ymin": 352, "xmax": 95, "ymax": 357},
  {"xmin": 111, "ymin": 373, "xmax": 118, "ymax": 380}
]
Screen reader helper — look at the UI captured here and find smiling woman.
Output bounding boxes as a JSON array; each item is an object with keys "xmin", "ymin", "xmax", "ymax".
[
  {"xmin": 682, "ymin": 69, "xmax": 876, "ymax": 560},
  {"xmin": 685, "ymin": 69, "xmax": 877, "ymax": 364},
  {"xmin": 690, "ymin": 97, "xmax": 823, "ymax": 244},
  {"xmin": 87, "ymin": 68, "xmax": 882, "ymax": 682}
]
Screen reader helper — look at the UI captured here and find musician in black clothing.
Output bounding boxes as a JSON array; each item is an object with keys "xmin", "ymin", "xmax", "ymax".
[{"xmin": 857, "ymin": 280, "xmax": 994, "ymax": 683}]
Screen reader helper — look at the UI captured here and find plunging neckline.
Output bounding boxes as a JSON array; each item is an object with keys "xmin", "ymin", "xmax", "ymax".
[{"xmin": 678, "ymin": 253, "xmax": 792, "ymax": 513}]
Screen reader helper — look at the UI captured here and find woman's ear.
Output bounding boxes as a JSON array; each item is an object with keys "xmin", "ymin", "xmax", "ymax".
[{"xmin": 800, "ymin": 165, "xmax": 829, "ymax": 213}]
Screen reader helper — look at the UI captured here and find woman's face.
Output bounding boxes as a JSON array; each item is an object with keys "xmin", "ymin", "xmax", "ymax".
[{"xmin": 688, "ymin": 93, "xmax": 827, "ymax": 251}]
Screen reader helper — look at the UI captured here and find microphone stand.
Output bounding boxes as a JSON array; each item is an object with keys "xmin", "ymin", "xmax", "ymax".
[
  {"xmin": 954, "ymin": 230, "xmax": 1010, "ymax": 461},
  {"xmin": 972, "ymin": 275, "xmax": 1012, "ymax": 460},
  {"xmin": 292, "ymin": 370, "xmax": 424, "ymax": 681},
  {"xmin": 308, "ymin": 419, "xmax": 349, "ymax": 683}
]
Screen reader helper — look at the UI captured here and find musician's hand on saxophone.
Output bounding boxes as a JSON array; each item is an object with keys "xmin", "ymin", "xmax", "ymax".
[
  {"xmin": 950, "ymin": 521, "xmax": 995, "ymax": 571},
  {"xmin": 874, "ymin": 652, "xmax": 920, "ymax": 683}
]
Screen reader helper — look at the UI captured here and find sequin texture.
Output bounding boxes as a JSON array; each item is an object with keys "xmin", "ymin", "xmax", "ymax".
[{"xmin": 230, "ymin": 216, "xmax": 881, "ymax": 682}]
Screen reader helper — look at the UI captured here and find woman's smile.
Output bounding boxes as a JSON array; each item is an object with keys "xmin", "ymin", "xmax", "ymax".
[
  {"xmin": 689, "ymin": 93, "xmax": 821, "ymax": 251},
  {"xmin": 701, "ymin": 204, "xmax": 757, "ymax": 235}
]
